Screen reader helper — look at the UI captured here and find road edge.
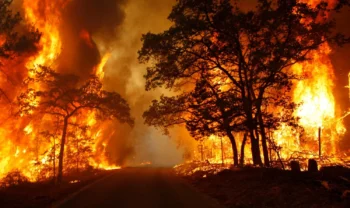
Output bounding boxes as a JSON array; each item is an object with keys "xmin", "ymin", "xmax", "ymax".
[
  {"xmin": 170, "ymin": 170, "xmax": 227, "ymax": 208},
  {"xmin": 50, "ymin": 171, "xmax": 117, "ymax": 208}
]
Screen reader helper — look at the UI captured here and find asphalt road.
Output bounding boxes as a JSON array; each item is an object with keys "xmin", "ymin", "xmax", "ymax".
[{"xmin": 56, "ymin": 167, "xmax": 223, "ymax": 208}]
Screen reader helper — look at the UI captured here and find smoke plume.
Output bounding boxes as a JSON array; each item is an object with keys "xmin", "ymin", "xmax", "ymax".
[{"xmin": 55, "ymin": 0, "xmax": 186, "ymax": 166}]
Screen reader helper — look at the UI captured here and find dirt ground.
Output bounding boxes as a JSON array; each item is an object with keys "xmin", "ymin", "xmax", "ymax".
[{"xmin": 184, "ymin": 166, "xmax": 350, "ymax": 208}]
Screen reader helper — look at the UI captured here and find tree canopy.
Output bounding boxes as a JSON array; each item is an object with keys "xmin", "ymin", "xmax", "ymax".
[
  {"xmin": 139, "ymin": 0, "xmax": 350, "ymax": 166},
  {"xmin": 18, "ymin": 67, "xmax": 134, "ymax": 182}
]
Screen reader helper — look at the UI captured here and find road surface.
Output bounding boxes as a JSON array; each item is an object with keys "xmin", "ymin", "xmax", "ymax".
[{"xmin": 56, "ymin": 167, "xmax": 223, "ymax": 208}]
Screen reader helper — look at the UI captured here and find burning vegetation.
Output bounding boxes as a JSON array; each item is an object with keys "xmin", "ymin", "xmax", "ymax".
[
  {"xmin": 1, "ymin": 0, "xmax": 350, "ymax": 197},
  {"xmin": 0, "ymin": 0, "xmax": 134, "ymax": 185},
  {"xmin": 140, "ymin": 0, "xmax": 350, "ymax": 173}
]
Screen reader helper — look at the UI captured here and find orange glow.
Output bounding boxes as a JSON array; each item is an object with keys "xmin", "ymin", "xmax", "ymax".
[
  {"xmin": 0, "ymin": 0, "xmax": 120, "ymax": 183},
  {"xmin": 187, "ymin": 0, "xmax": 349, "ymax": 169},
  {"xmin": 95, "ymin": 53, "xmax": 111, "ymax": 80},
  {"xmin": 271, "ymin": 0, "xmax": 346, "ymax": 162},
  {"xmin": 80, "ymin": 29, "xmax": 95, "ymax": 49}
]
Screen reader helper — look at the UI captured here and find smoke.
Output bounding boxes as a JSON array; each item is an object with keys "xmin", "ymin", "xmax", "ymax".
[
  {"xmin": 100, "ymin": 0, "xmax": 187, "ymax": 166},
  {"xmin": 7, "ymin": 0, "xmax": 186, "ymax": 166},
  {"xmin": 8, "ymin": 0, "xmax": 349, "ymax": 166},
  {"xmin": 57, "ymin": 0, "xmax": 128, "ymax": 79},
  {"xmin": 55, "ymin": 0, "xmax": 350, "ymax": 164},
  {"xmin": 53, "ymin": 0, "xmax": 186, "ymax": 166},
  {"xmin": 60, "ymin": 0, "xmax": 350, "ymax": 163}
]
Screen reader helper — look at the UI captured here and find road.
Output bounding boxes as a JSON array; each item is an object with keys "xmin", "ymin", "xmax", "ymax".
[{"xmin": 56, "ymin": 167, "xmax": 223, "ymax": 208}]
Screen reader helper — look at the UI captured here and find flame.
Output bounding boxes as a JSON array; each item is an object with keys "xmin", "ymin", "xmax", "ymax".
[
  {"xmin": 271, "ymin": 0, "xmax": 346, "ymax": 161},
  {"xmin": 95, "ymin": 53, "xmax": 111, "ymax": 80},
  {"xmin": 187, "ymin": 0, "xmax": 348, "ymax": 168},
  {"xmin": 0, "ymin": 0, "xmax": 348, "ymax": 183},
  {"xmin": 0, "ymin": 0, "xmax": 120, "ymax": 183},
  {"xmin": 23, "ymin": 0, "xmax": 66, "ymax": 69},
  {"xmin": 24, "ymin": 124, "xmax": 33, "ymax": 135}
]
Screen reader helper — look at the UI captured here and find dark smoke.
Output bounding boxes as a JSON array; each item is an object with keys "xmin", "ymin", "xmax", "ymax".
[
  {"xmin": 58, "ymin": 0, "xmax": 128, "ymax": 80},
  {"xmin": 57, "ymin": 0, "xmax": 184, "ymax": 166}
]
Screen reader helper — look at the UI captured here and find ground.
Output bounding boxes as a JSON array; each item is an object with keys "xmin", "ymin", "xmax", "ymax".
[
  {"xmin": 184, "ymin": 166, "xmax": 350, "ymax": 208},
  {"xmin": 0, "ymin": 169, "xmax": 112, "ymax": 208},
  {"xmin": 3, "ymin": 166, "xmax": 350, "ymax": 208},
  {"xmin": 0, "ymin": 167, "xmax": 223, "ymax": 208},
  {"xmin": 55, "ymin": 167, "xmax": 222, "ymax": 208}
]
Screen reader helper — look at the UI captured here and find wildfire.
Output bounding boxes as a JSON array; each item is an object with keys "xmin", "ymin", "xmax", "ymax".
[
  {"xmin": 0, "ymin": 0, "xmax": 121, "ymax": 183},
  {"xmin": 188, "ymin": 0, "xmax": 349, "ymax": 168},
  {"xmin": 23, "ymin": 0, "xmax": 66, "ymax": 70},
  {"xmin": 24, "ymin": 124, "xmax": 33, "ymax": 135},
  {"xmin": 271, "ymin": 0, "xmax": 346, "ymax": 160},
  {"xmin": 95, "ymin": 53, "xmax": 111, "ymax": 80}
]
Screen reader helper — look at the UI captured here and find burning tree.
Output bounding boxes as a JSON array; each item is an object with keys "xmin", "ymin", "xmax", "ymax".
[
  {"xmin": 0, "ymin": 0, "xmax": 40, "ymax": 101},
  {"xmin": 139, "ymin": 0, "xmax": 349, "ymax": 166},
  {"xmin": 66, "ymin": 124, "xmax": 94, "ymax": 173},
  {"xmin": 18, "ymin": 67, "xmax": 134, "ymax": 183}
]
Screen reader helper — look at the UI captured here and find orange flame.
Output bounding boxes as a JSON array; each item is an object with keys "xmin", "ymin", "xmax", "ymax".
[
  {"xmin": 0, "ymin": 0, "xmax": 119, "ymax": 182},
  {"xmin": 189, "ymin": 0, "xmax": 348, "ymax": 167}
]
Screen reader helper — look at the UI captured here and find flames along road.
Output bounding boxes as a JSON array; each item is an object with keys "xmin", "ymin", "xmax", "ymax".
[{"xmin": 1, "ymin": 0, "xmax": 350, "ymax": 184}]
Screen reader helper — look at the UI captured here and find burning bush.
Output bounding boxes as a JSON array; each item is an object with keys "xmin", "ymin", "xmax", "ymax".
[{"xmin": 0, "ymin": 170, "xmax": 29, "ymax": 188}]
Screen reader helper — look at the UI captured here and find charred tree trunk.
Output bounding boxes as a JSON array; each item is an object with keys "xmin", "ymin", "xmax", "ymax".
[
  {"xmin": 250, "ymin": 128, "xmax": 262, "ymax": 166},
  {"xmin": 227, "ymin": 131, "xmax": 238, "ymax": 166},
  {"xmin": 257, "ymin": 111, "xmax": 270, "ymax": 167},
  {"xmin": 240, "ymin": 132, "xmax": 248, "ymax": 166},
  {"xmin": 246, "ymin": 114, "xmax": 263, "ymax": 166},
  {"xmin": 57, "ymin": 117, "xmax": 69, "ymax": 184}
]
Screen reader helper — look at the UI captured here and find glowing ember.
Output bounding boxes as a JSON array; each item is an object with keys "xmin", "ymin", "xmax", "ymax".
[
  {"xmin": 69, "ymin": 180, "xmax": 80, "ymax": 184},
  {"xmin": 102, "ymin": 166, "xmax": 122, "ymax": 171}
]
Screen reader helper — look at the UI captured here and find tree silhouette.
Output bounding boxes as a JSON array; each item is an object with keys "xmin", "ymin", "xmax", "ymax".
[
  {"xmin": 144, "ymin": 72, "xmax": 245, "ymax": 166},
  {"xmin": 139, "ymin": 0, "xmax": 349, "ymax": 166},
  {"xmin": 18, "ymin": 67, "xmax": 134, "ymax": 183}
]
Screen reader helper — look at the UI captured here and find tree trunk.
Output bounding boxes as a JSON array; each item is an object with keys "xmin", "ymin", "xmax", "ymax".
[
  {"xmin": 227, "ymin": 131, "xmax": 238, "ymax": 166},
  {"xmin": 257, "ymin": 111, "xmax": 270, "ymax": 167},
  {"xmin": 57, "ymin": 117, "xmax": 69, "ymax": 184},
  {"xmin": 240, "ymin": 132, "xmax": 248, "ymax": 166},
  {"xmin": 250, "ymin": 129, "xmax": 263, "ymax": 166}
]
